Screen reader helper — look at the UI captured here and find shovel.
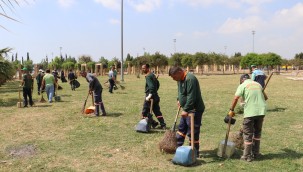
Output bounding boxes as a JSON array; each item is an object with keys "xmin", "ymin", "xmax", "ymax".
[
  {"xmin": 217, "ymin": 115, "xmax": 236, "ymax": 158},
  {"xmin": 85, "ymin": 93, "xmax": 95, "ymax": 114},
  {"xmin": 172, "ymin": 113, "xmax": 196, "ymax": 166},
  {"xmin": 135, "ymin": 99, "xmax": 153, "ymax": 133},
  {"xmin": 54, "ymin": 84, "xmax": 61, "ymax": 101},
  {"xmin": 17, "ymin": 86, "xmax": 22, "ymax": 108}
]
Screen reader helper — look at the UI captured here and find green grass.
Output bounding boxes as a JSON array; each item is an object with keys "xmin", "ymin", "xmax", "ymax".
[{"xmin": 0, "ymin": 73, "xmax": 302, "ymax": 171}]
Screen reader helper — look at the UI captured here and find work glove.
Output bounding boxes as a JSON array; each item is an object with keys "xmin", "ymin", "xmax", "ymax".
[
  {"xmin": 224, "ymin": 115, "xmax": 236, "ymax": 125},
  {"xmin": 228, "ymin": 109, "xmax": 235, "ymax": 117},
  {"xmin": 145, "ymin": 94, "xmax": 152, "ymax": 101}
]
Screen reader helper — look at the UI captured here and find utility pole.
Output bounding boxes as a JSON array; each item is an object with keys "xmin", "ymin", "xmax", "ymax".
[
  {"xmin": 252, "ymin": 30, "xmax": 256, "ymax": 53},
  {"xmin": 173, "ymin": 39, "xmax": 176, "ymax": 53},
  {"xmin": 121, "ymin": 0, "xmax": 124, "ymax": 81}
]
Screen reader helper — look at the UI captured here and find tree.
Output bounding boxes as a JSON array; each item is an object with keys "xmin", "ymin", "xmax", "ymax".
[
  {"xmin": 0, "ymin": 47, "xmax": 15, "ymax": 86},
  {"xmin": 193, "ymin": 52, "xmax": 208, "ymax": 74},
  {"xmin": 98, "ymin": 56, "xmax": 108, "ymax": 69},
  {"xmin": 169, "ymin": 53, "xmax": 184, "ymax": 67},
  {"xmin": 78, "ymin": 55, "xmax": 93, "ymax": 64},
  {"xmin": 150, "ymin": 52, "xmax": 168, "ymax": 72},
  {"xmin": 261, "ymin": 52, "xmax": 282, "ymax": 73},
  {"xmin": 240, "ymin": 53, "xmax": 260, "ymax": 69},
  {"xmin": 229, "ymin": 53, "xmax": 242, "ymax": 74},
  {"xmin": 181, "ymin": 53, "xmax": 193, "ymax": 68}
]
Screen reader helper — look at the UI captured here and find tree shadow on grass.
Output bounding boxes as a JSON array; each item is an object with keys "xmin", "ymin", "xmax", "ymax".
[
  {"xmin": 0, "ymin": 98, "xmax": 19, "ymax": 107},
  {"xmin": 105, "ymin": 112, "xmax": 123, "ymax": 117},
  {"xmin": 0, "ymin": 81, "xmax": 20, "ymax": 94},
  {"xmin": 255, "ymin": 148, "xmax": 303, "ymax": 161}
]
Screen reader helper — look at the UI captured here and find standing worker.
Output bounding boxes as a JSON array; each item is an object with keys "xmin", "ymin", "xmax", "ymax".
[
  {"xmin": 251, "ymin": 65, "xmax": 267, "ymax": 88},
  {"xmin": 141, "ymin": 64, "xmax": 166, "ymax": 129},
  {"xmin": 36, "ymin": 69, "xmax": 44, "ymax": 95},
  {"xmin": 80, "ymin": 70, "xmax": 106, "ymax": 116},
  {"xmin": 20, "ymin": 67, "xmax": 34, "ymax": 107},
  {"xmin": 228, "ymin": 74, "xmax": 267, "ymax": 162},
  {"xmin": 41, "ymin": 69, "xmax": 56, "ymax": 103},
  {"xmin": 168, "ymin": 66, "xmax": 205, "ymax": 157},
  {"xmin": 68, "ymin": 69, "xmax": 77, "ymax": 91},
  {"xmin": 108, "ymin": 66, "xmax": 115, "ymax": 93}
]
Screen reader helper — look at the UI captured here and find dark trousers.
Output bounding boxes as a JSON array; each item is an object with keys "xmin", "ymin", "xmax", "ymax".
[
  {"xmin": 176, "ymin": 112, "xmax": 203, "ymax": 153},
  {"xmin": 23, "ymin": 87, "xmax": 33, "ymax": 106},
  {"xmin": 37, "ymin": 83, "xmax": 41, "ymax": 94},
  {"xmin": 70, "ymin": 80, "xmax": 75, "ymax": 90},
  {"xmin": 141, "ymin": 95, "xmax": 165, "ymax": 126},
  {"xmin": 94, "ymin": 89, "xmax": 106, "ymax": 116},
  {"xmin": 242, "ymin": 115, "xmax": 265, "ymax": 143},
  {"xmin": 109, "ymin": 79, "xmax": 115, "ymax": 93}
]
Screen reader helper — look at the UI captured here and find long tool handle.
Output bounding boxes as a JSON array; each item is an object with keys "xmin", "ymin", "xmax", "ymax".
[
  {"xmin": 190, "ymin": 113, "xmax": 195, "ymax": 159},
  {"xmin": 222, "ymin": 116, "xmax": 232, "ymax": 157},
  {"xmin": 149, "ymin": 99, "xmax": 154, "ymax": 114},
  {"xmin": 172, "ymin": 106, "xmax": 181, "ymax": 132},
  {"xmin": 81, "ymin": 92, "xmax": 90, "ymax": 114},
  {"xmin": 91, "ymin": 92, "xmax": 94, "ymax": 106},
  {"xmin": 264, "ymin": 72, "xmax": 274, "ymax": 91},
  {"xmin": 18, "ymin": 86, "xmax": 21, "ymax": 103}
]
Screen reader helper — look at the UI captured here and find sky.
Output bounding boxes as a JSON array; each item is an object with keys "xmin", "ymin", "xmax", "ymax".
[{"xmin": 1, "ymin": 0, "xmax": 303, "ymax": 63}]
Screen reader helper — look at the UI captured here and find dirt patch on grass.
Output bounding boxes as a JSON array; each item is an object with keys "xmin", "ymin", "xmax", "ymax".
[{"xmin": 7, "ymin": 144, "xmax": 37, "ymax": 158}]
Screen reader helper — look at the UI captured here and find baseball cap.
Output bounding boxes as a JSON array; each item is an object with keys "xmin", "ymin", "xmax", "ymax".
[
  {"xmin": 39, "ymin": 69, "xmax": 43, "ymax": 72},
  {"xmin": 251, "ymin": 65, "xmax": 256, "ymax": 68},
  {"xmin": 21, "ymin": 67, "xmax": 28, "ymax": 71},
  {"xmin": 240, "ymin": 74, "xmax": 250, "ymax": 84}
]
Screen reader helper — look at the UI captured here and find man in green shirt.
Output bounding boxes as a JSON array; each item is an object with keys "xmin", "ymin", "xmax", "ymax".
[
  {"xmin": 41, "ymin": 69, "xmax": 56, "ymax": 103},
  {"xmin": 229, "ymin": 74, "xmax": 267, "ymax": 162},
  {"xmin": 141, "ymin": 64, "xmax": 166, "ymax": 129},
  {"xmin": 169, "ymin": 66, "xmax": 205, "ymax": 157},
  {"xmin": 21, "ymin": 67, "xmax": 34, "ymax": 107}
]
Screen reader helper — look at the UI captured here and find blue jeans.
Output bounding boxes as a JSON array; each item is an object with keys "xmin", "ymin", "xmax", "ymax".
[{"xmin": 45, "ymin": 84, "xmax": 54, "ymax": 102}]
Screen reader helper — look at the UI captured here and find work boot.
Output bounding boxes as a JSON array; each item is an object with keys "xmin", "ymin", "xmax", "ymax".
[
  {"xmin": 240, "ymin": 144, "xmax": 253, "ymax": 162},
  {"xmin": 100, "ymin": 102, "xmax": 106, "ymax": 116},
  {"xmin": 157, "ymin": 125, "xmax": 167, "ymax": 130},
  {"xmin": 252, "ymin": 140, "xmax": 261, "ymax": 159},
  {"xmin": 95, "ymin": 105, "xmax": 100, "ymax": 116},
  {"xmin": 151, "ymin": 120, "xmax": 159, "ymax": 129}
]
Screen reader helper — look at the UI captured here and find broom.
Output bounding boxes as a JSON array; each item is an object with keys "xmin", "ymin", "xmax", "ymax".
[{"xmin": 158, "ymin": 106, "xmax": 181, "ymax": 154}]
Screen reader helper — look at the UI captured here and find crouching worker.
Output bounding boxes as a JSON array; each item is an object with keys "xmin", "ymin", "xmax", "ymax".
[
  {"xmin": 80, "ymin": 70, "xmax": 106, "ymax": 117},
  {"xmin": 141, "ymin": 64, "xmax": 166, "ymax": 129},
  {"xmin": 228, "ymin": 74, "xmax": 267, "ymax": 162},
  {"xmin": 168, "ymin": 66, "xmax": 205, "ymax": 157}
]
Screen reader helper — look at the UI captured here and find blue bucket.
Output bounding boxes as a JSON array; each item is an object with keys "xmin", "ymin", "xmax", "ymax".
[{"xmin": 172, "ymin": 146, "xmax": 196, "ymax": 166}]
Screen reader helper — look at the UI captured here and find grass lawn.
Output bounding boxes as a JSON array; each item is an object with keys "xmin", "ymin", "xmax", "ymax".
[{"xmin": 0, "ymin": 73, "xmax": 302, "ymax": 171}]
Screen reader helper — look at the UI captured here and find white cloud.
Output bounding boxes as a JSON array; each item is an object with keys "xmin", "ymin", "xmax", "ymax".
[
  {"xmin": 94, "ymin": 0, "xmax": 121, "ymax": 10},
  {"xmin": 174, "ymin": 32, "xmax": 184, "ymax": 37},
  {"xmin": 128, "ymin": 0, "xmax": 162, "ymax": 12},
  {"xmin": 272, "ymin": 2, "xmax": 303, "ymax": 28},
  {"xmin": 58, "ymin": 0, "xmax": 75, "ymax": 8},
  {"xmin": 217, "ymin": 16, "xmax": 264, "ymax": 34}
]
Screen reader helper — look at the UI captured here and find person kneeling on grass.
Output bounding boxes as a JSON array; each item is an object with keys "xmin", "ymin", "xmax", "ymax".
[{"xmin": 228, "ymin": 74, "xmax": 267, "ymax": 162}]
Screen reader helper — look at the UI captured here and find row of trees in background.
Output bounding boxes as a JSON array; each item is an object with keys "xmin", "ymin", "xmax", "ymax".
[{"xmin": 1, "ymin": 46, "xmax": 303, "ymax": 86}]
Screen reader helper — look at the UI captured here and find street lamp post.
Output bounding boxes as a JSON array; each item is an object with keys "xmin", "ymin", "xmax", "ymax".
[
  {"xmin": 173, "ymin": 39, "xmax": 176, "ymax": 53},
  {"xmin": 252, "ymin": 30, "xmax": 255, "ymax": 53},
  {"xmin": 120, "ymin": 0, "xmax": 124, "ymax": 81},
  {"xmin": 224, "ymin": 45, "xmax": 227, "ymax": 55}
]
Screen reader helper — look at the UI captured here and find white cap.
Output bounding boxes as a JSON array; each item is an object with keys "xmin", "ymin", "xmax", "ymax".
[{"xmin": 39, "ymin": 69, "xmax": 43, "ymax": 72}]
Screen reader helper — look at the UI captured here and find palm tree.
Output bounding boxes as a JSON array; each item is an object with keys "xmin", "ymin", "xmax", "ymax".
[{"xmin": 1, "ymin": 0, "xmax": 23, "ymax": 30}]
